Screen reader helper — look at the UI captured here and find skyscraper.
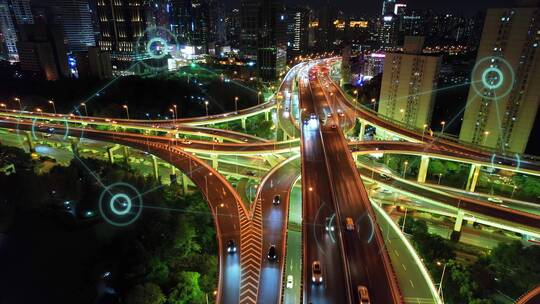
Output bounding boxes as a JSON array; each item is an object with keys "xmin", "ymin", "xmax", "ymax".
[
  {"xmin": 378, "ymin": 36, "xmax": 441, "ymax": 129},
  {"xmin": 10, "ymin": 0, "xmax": 33, "ymax": 24},
  {"xmin": 17, "ymin": 23, "xmax": 69, "ymax": 80},
  {"xmin": 287, "ymin": 5, "xmax": 309, "ymax": 55},
  {"xmin": 33, "ymin": 0, "xmax": 95, "ymax": 52},
  {"xmin": 459, "ymin": 4, "xmax": 540, "ymax": 153},
  {"xmin": 315, "ymin": 2, "xmax": 337, "ymax": 50},
  {"xmin": 257, "ymin": 0, "xmax": 286, "ymax": 81},
  {"xmin": 96, "ymin": 0, "xmax": 147, "ymax": 70},
  {"xmin": 0, "ymin": 0, "xmax": 18, "ymax": 61},
  {"xmin": 240, "ymin": 0, "xmax": 259, "ymax": 59}
]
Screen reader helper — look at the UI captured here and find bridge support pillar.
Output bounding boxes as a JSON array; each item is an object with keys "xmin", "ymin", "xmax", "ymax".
[
  {"xmin": 241, "ymin": 117, "xmax": 247, "ymax": 130},
  {"xmin": 181, "ymin": 173, "xmax": 189, "ymax": 194},
  {"xmin": 123, "ymin": 146, "xmax": 129, "ymax": 163},
  {"xmin": 359, "ymin": 120, "xmax": 366, "ymax": 141},
  {"xmin": 151, "ymin": 155, "xmax": 160, "ymax": 181},
  {"xmin": 69, "ymin": 138, "xmax": 79, "ymax": 155},
  {"xmin": 451, "ymin": 210, "xmax": 465, "ymax": 242},
  {"xmin": 265, "ymin": 110, "xmax": 270, "ymax": 121},
  {"xmin": 107, "ymin": 145, "xmax": 122, "ymax": 164},
  {"xmin": 25, "ymin": 131, "xmax": 35, "ymax": 152},
  {"xmin": 417, "ymin": 156, "xmax": 430, "ymax": 183},
  {"xmin": 169, "ymin": 165, "xmax": 177, "ymax": 184},
  {"xmin": 466, "ymin": 164, "xmax": 481, "ymax": 192},
  {"xmin": 211, "ymin": 154, "xmax": 218, "ymax": 169}
]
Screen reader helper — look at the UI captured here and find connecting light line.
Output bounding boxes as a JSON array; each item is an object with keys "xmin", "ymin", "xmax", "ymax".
[
  {"xmin": 73, "ymin": 154, "xmax": 109, "ymax": 191},
  {"xmin": 70, "ymin": 61, "xmax": 141, "ymax": 115},
  {"xmin": 393, "ymin": 79, "xmax": 481, "ymax": 102},
  {"xmin": 492, "ymin": 90, "xmax": 507, "ymax": 154}
]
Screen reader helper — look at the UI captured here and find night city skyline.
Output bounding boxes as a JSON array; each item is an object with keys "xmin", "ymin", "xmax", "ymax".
[{"xmin": 0, "ymin": 0, "xmax": 539, "ymax": 304}]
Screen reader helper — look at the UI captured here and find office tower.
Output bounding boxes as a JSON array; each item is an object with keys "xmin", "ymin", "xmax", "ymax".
[
  {"xmin": 316, "ymin": 2, "xmax": 337, "ymax": 50},
  {"xmin": 170, "ymin": 0, "xmax": 192, "ymax": 43},
  {"xmin": 16, "ymin": 23, "xmax": 69, "ymax": 80},
  {"xmin": 96, "ymin": 0, "xmax": 147, "ymax": 70},
  {"xmin": 75, "ymin": 46, "xmax": 112, "ymax": 79},
  {"xmin": 0, "ymin": 0, "xmax": 18, "ymax": 61},
  {"xmin": 257, "ymin": 0, "xmax": 287, "ymax": 81},
  {"xmin": 381, "ymin": 0, "xmax": 395, "ymax": 17},
  {"xmin": 191, "ymin": 0, "xmax": 211, "ymax": 53},
  {"xmin": 240, "ymin": 0, "xmax": 259, "ymax": 59},
  {"xmin": 379, "ymin": 14, "xmax": 397, "ymax": 50},
  {"xmin": 287, "ymin": 5, "xmax": 309, "ymax": 55},
  {"xmin": 33, "ymin": 0, "xmax": 95, "ymax": 52},
  {"xmin": 10, "ymin": 0, "xmax": 33, "ymax": 24},
  {"xmin": 459, "ymin": 5, "xmax": 540, "ymax": 153},
  {"xmin": 378, "ymin": 36, "xmax": 441, "ymax": 129}
]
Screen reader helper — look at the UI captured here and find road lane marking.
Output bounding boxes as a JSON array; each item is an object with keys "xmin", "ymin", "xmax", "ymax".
[
  {"xmin": 402, "ymin": 264, "xmax": 407, "ymax": 271},
  {"xmin": 409, "ymin": 279, "xmax": 414, "ymax": 288},
  {"xmin": 394, "ymin": 249, "xmax": 399, "ymax": 256}
]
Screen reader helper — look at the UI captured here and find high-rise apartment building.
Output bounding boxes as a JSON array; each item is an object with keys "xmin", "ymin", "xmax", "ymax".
[
  {"xmin": 459, "ymin": 4, "xmax": 540, "ymax": 153},
  {"xmin": 257, "ymin": 0, "xmax": 286, "ymax": 81},
  {"xmin": 378, "ymin": 36, "xmax": 441, "ymax": 129}
]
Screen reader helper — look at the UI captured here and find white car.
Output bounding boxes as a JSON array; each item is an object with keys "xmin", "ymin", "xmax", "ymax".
[
  {"xmin": 488, "ymin": 197, "xmax": 503, "ymax": 203},
  {"xmin": 286, "ymin": 275, "xmax": 294, "ymax": 289},
  {"xmin": 181, "ymin": 139, "xmax": 192, "ymax": 145}
]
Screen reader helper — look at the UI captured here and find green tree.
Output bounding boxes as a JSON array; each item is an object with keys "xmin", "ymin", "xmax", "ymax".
[
  {"xmin": 428, "ymin": 159, "xmax": 447, "ymax": 176},
  {"xmin": 125, "ymin": 283, "xmax": 166, "ymax": 304},
  {"xmin": 168, "ymin": 271, "xmax": 205, "ymax": 304}
]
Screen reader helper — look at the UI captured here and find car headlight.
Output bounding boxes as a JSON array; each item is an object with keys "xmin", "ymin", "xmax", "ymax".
[
  {"xmin": 227, "ymin": 247, "xmax": 231, "ymax": 252},
  {"xmin": 312, "ymin": 276, "xmax": 316, "ymax": 282},
  {"xmin": 319, "ymin": 277, "xmax": 323, "ymax": 282}
]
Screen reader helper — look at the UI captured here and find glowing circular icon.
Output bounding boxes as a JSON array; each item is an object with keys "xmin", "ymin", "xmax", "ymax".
[
  {"xmin": 99, "ymin": 182, "xmax": 143, "ymax": 226},
  {"xmin": 471, "ymin": 56, "xmax": 515, "ymax": 100},
  {"xmin": 136, "ymin": 26, "xmax": 178, "ymax": 71},
  {"xmin": 490, "ymin": 153, "xmax": 521, "ymax": 172},
  {"xmin": 146, "ymin": 37, "xmax": 169, "ymax": 60},
  {"xmin": 109, "ymin": 193, "xmax": 132, "ymax": 215}
]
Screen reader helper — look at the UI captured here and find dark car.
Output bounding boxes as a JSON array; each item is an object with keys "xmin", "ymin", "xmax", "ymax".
[
  {"xmin": 227, "ymin": 239, "xmax": 237, "ymax": 254},
  {"xmin": 273, "ymin": 195, "xmax": 281, "ymax": 205},
  {"xmin": 267, "ymin": 245, "xmax": 278, "ymax": 261}
]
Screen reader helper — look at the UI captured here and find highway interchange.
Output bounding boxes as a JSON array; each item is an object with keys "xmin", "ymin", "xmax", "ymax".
[{"xmin": 1, "ymin": 59, "xmax": 539, "ymax": 304}]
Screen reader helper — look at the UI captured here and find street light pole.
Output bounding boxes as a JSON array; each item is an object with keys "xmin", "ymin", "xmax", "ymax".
[
  {"xmin": 0, "ymin": 103, "xmax": 6, "ymax": 110},
  {"xmin": 422, "ymin": 124, "xmax": 428, "ymax": 141},
  {"xmin": 122, "ymin": 105, "xmax": 130, "ymax": 120},
  {"xmin": 14, "ymin": 97, "xmax": 22, "ymax": 111},
  {"xmin": 437, "ymin": 261, "xmax": 447, "ymax": 299},
  {"xmin": 403, "ymin": 161, "xmax": 408, "ymax": 178},
  {"xmin": 80, "ymin": 103, "xmax": 88, "ymax": 116},
  {"xmin": 258, "ymin": 91, "xmax": 262, "ymax": 105},
  {"xmin": 438, "ymin": 173, "xmax": 443, "ymax": 185},
  {"xmin": 440, "ymin": 121, "xmax": 446, "ymax": 136},
  {"xmin": 483, "ymin": 131, "xmax": 490, "ymax": 146},
  {"xmin": 48, "ymin": 100, "xmax": 56, "ymax": 114},
  {"xmin": 401, "ymin": 207, "xmax": 408, "ymax": 232},
  {"xmin": 234, "ymin": 96, "xmax": 239, "ymax": 113},
  {"xmin": 173, "ymin": 104, "xmax": 178, "ymax": 124},
  {"xmin": 205, "ymin": 101, "xmax": 209, "ymax": 116}
]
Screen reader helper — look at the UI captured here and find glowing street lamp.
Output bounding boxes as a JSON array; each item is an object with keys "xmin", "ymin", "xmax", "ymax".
[
  {"xmin": 234, "ymin": 96, "xmax": 239, "ymax": 113},
  {"xmin": 122, "ymin": 105, "xmax": 130, "ymax": 120},
  {"xmin": 440, "ymin": 121, "xmax": 446, "ymax": 136},
  {"xmin": 205, "ymin": 100, "xmax": 209, "ymax": 116},
  {"xmin": 438, "ymin": 173, "xmax": 443, "ymax": 185},
  {"xmin": 399, "ymin": 108, "xmax": 405, "ymax": 122},
  {"xmin": 258, "ymin": 91, "xmax": 262, "ymax": 105},
  {"xmin": 0, "ymin": 103, "xmax": 6, "ymax": 109},
  {"xmin": 422, "ymin": 124, "xmax": 428, "ymax": 141},
  {"xmin": 48, "ymin": 100, "xmax": 56, "ymax": 114},
  {"xmin": 14, "ymin": 97, "xmax": 22, "ymax": 111},
  {"xmin": 371, "ymin": 98, "xmax": 376, "ymax": 110},
  {"xmin": 403, "ymin": 160, "xmax": 408, "ymax": 178},
  {"xmin": 483, "ymin": 131, "xmax": 490, "ymax": 145},
  {"xmin": 172, "ymin": 104, "xmax": 178, "ymax": 123},
  {"xmin": 436, "ymin": 261, "xmax": 447, "ymax": 299},
  {"xmin": 169, "ymin": 108, "xmax": 175, "ymax": 121},
  {"xmin": 35, "ymin": 108, "xmax": 43, "ymax": 116},
  {"xmin": 80, "ymin": 103, "xmax": 88, "ymax": 116}
]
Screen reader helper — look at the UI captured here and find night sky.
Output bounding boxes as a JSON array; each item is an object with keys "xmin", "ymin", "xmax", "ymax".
[{"xmin": 227, "ymin": 0, "xmax": 516, "ymax": 15}]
